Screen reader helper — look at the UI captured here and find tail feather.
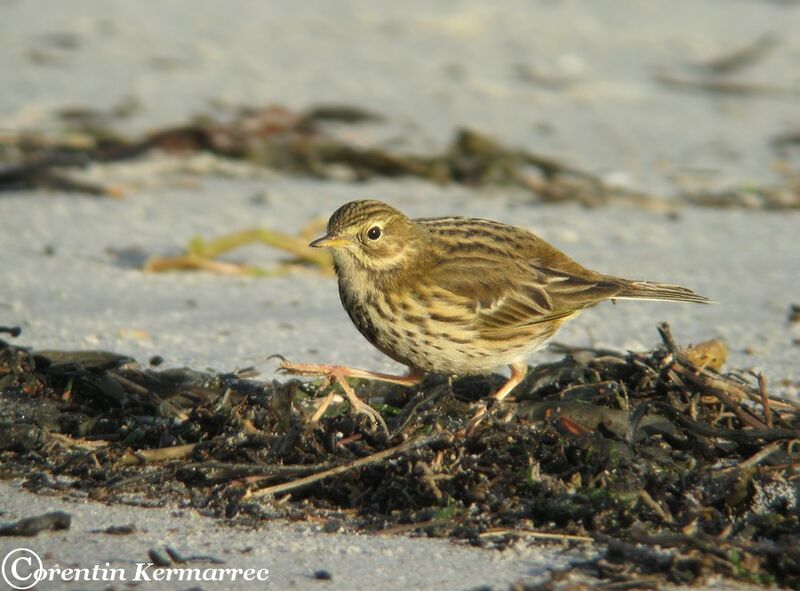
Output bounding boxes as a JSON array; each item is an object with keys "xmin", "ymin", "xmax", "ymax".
[{"xmin": 613, "ymin": 280, "xmax": 711, "ymax": 304}]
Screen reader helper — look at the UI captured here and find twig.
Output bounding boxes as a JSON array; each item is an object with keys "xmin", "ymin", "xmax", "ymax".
[
  {"xmin": 105, "ymin": 469, "xmax": 170, "ymax": 491},
  {"xmin": 672, "ymin": 363, "xmax": 770, "ymax": 430},
  {"xmin": 106, "ymin": 370, "xmax": 152, "ymax": 397},
  {"xmin": 47, "ymin": 432, "xmax": 110, "ymax": 451},
  {"xmin": 249, "ymin": 433, "xmax": 449, "ymax": 498},
  {"xmin": 118, "ymin": 442, "xmax": 198, "ymax": 465},
  {"xmin": 478, "ymin": 528, "xmax": 593, "ymax": 543},
  {"xmin": 658, "ymin": 322, "xmax": 771, "ymax": 431},
  {"xmin": 638, "ymin": 489, "xmax": 673, "ymax": 523},
  {"xmin": 735, "ymin": 372, "xmax": 800, "ymax": 411},
  {"xmin": 758, "ymin": 372, "xmax": 773, "ymax": 428},
  {"xmin": 736, "ymin": 441, "xmax": 782, "ymax": 471},
  {"xmin": 178, "ymin": 460, "xmax": 338, "ymax": 484},
  {"xmin": 654, "ymin": 403, "xmax": 796, "ymax": 443},
  {"xmin": 656, "ymin": 322, "xmax": 678, "ymax": 353}
]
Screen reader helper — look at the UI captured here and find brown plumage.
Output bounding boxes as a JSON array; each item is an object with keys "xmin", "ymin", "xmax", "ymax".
[{"xmin": 281, "ymin": 200, "xmax": 709, "ymax": 429}]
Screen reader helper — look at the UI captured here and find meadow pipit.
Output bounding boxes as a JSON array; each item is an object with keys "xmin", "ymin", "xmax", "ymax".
[{"xmin": 281, "ymin": 200, "xmax": 709, "ymax": 429}]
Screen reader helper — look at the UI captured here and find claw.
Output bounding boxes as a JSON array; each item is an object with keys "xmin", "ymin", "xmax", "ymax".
[
  {"xmin": 267, "ymin": 354, "xmax": 291, "ymax": 373},
  {"xmin": 274, "ymin": 358, "xmax": 335, "ymax": 377},
  {"xmin": 348, "ymin": 399, "xmax": 389, "ymax": 435},
  {"xmin": 327, "ymin": 372, "xmax": 388, "ymax": 436},
  {"xmin": 466, "ymin": 401, "xmax": 489, "ymax": 435},
  {"xmin": 272, "ymin": 357, "xmax": 390, "ymax": 435}
]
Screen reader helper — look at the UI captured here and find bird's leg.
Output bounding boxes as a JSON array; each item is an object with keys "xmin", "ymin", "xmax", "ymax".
[
  {"xmin": 329, "ymin": 369, "xmax": 389, "ymax": 434},
  {"xmin": 273, "ymin": 356, "xmax": 424, "ymax": 431},
  {"xmin": 276, "ymin": 357, "xmax": 425, "ymax": 386},
  {"xmin": 297, "ymin": 366, "xmax": 389, "ymax": 433},
  {"xmin": 467, "ymin": 362, "xmax": 528, "ymax": 432},
  {"xmin": 309, "ymin": 391, "xmax": 338, "ymax": 424}
]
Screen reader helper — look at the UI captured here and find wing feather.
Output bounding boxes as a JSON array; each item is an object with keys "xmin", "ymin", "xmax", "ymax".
[
  {"xmin": 411, "ymin": 216, "xmax": 625, "ymax": 334},
  {"xmin": 424, "ymin": 258, "xmax": 620, "ymax": 333}
]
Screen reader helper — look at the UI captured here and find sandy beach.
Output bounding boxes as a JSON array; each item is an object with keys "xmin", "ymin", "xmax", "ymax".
[{"xmin": 1, "ymin": 2, "xmax": 798, "ymax": 589}]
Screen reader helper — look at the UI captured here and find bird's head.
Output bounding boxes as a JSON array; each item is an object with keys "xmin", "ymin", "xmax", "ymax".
[{"xmin": 310, "ymin": 200, "xmax": 421, "ymax": 274}]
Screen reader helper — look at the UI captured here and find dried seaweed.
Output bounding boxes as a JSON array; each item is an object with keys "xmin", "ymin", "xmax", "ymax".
[
  {"xmin": 0, "ymin": 511, "xmax": 71, "ymax": 536},
  {"xmin": 3, "ymin": 104, "xmax": 798, "ymax": 209},
  {"xmin": 654, "ymin": 71, "xmax": 792, "ymax": 98},
  {"xmin": 690, "ymin": 33, "xmax": 781, "ymax": 76},
  {"xmin": 655, "ymin": 32, "xmax": 792, "ymax": 99},
  {"xmin": 681, "ymin": 179, "xmax": 800, "ymax": 210},
  {"xmin": 1, "ymin": 325, "xmax": 798, "ymax": 587},
  {"xmin": 142, "ymin": 218, "xmax": 333, "ymax": 277}
]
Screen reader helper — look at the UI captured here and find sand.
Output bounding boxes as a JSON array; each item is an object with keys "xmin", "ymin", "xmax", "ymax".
[{"xmin": 1, "ymin": 2, "xmax": 797, "ymax": 589}]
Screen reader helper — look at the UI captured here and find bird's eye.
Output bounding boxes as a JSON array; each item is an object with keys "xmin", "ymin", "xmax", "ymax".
[{"xmin": 367, "ymin": 226, "xmax": 382, "ymax": 240}]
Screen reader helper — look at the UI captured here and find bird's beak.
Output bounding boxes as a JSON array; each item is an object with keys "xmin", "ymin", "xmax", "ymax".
[{"xmin": 309, "ymin": 232, "xmax": 348, "ymax": 249}]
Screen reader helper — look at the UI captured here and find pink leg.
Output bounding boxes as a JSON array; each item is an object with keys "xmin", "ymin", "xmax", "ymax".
[
  {"xmin": 273, "ymin": 356, "xmax": 425, "ymax": 432},
  {"xmin": 467, "ymin": 362, "xmax": 528, "ymax": 432},
  {"xmin": 275, "ymin": 357, "xmax": 425, "ymax": 387}
]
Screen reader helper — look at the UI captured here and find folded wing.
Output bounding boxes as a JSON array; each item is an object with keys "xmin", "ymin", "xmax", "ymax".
[{"xmin": 425, "ymin": 257, "xmax": 621, "ymax": 334}]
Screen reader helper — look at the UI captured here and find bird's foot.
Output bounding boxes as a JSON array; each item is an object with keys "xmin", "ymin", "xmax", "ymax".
[
  {"xmin": 272, "ymin": 356, "xmax": 401, "ymax": 434},
  {"xmin": 465, "ymin": 399, "xmax": 492, "ymax": 434},
  {"xmin": 465, "ymin": 398, "xmax": 517, "ymax": 434},
  {"xmin": 465, "ymin": 363, "xmax": 529, "ymax": 434},
  {"xmin": 335, "ymin": 378, "xmax": 389, "ymax": 435},
  {"xmin": 272, "ymin": 356, "xmax": 423, "ymax": 387}
]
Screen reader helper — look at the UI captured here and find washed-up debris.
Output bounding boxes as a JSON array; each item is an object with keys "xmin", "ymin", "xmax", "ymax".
[
  {"xmin": 788, "ymin": 304, "xmax": 800, "ymax": 324},
  {"xmin": 0, "ymin": 511, "xmax": 71, "ymax": 536},
  {"xmin": 0, "ymin": 105, "xmax": 657, "ymax": 208},
  {"xmin": 162, "ymin": 545, "xmax": 225, "ymax": 565},
  {"xmin": 143, "ymin": 217, "xmax": 333, "ymax": 277},
  {"xmin": 653, "ymin": 71, "xmax": 792, "ymax": 98},
  {"xmin": 772, "ymin": 130, "xmax": 800, "ymax": 156},
  {"xmin": 655, "ymin": 32, "xmax": 793, "ymax": 99},
  {"xmin": 689, "ymin": 33, "xmax": 781, "ymax": 76},
  {"xmin": 680, "ymin": 178, "xmax": 800, "ymax": 210},
  {"xmin": 313, "ymin": 569, "xmax": 333, "ymax": 581},
  {"xmin": 2, "ymin": 104, "xmax": 799, "ymax": 210},
  {"xmin": 1, "ymin": 324, "xmax": 798, "ymax": 588},
  {"xmin": 93, "ymin": 524, "xmax": 136, "ymax": 535}
]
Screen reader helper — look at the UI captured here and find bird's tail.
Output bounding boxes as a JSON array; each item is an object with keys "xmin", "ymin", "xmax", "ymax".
[{"xmin": 612, "ymin": 280, "xmax": 711, "ymax": 304}]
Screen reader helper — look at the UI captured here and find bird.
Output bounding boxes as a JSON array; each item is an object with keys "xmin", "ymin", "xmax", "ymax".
[{"xmin": 279, "ymin": 199, "xmax": 709, "ymax": 430}]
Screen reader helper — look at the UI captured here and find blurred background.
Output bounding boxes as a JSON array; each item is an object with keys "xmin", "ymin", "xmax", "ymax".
[
  {"xmin": 2, "ymin": 6, "xmax": 799, "ymax": 588},
  {"xmin": 3, "ymin": 0, "xmax": 799, "ymax": 190},
  {"xmin": 0, "ymin": 0, "xmax": 798, "ymax": 393}
]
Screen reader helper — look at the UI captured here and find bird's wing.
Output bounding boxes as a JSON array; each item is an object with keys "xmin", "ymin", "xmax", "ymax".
[{"xmin": 426, "ymin": 257, "xmax": 620, "ymax": 332}]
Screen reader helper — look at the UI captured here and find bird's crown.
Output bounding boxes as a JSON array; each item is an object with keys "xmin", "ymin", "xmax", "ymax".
[{"xmin": 327, "ymin": 200, "xmax": 405, "ymax": 234}]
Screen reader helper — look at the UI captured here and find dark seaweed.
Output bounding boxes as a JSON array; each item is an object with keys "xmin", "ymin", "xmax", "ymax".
[{"xmin": 0, "ymin": 325, "xmax": 798, "ymax": 587}]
